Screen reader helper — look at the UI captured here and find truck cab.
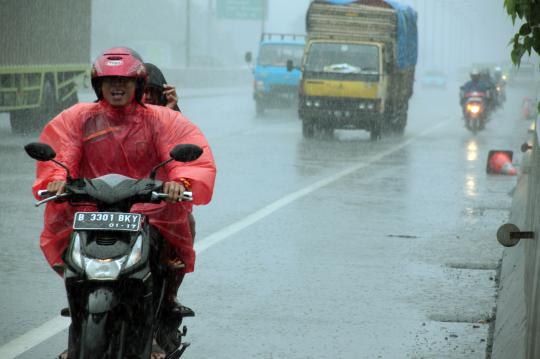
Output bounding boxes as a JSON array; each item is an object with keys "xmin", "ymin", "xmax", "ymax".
[
  {"xmin": 246, "ymin": 33, "xmax": 305, "ymax": 116},
  {"xmin": 300, "ymin": 40, "xmax": 386, "ymax": 133}
]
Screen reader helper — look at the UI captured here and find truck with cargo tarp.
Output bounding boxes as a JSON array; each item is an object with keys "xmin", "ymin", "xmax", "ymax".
[
  {"xmin": 298, "ymin": 0, "xmax": 417, "ymax": 139},
  {"xmin": 0, "ymin": 0, "xmax": 91, "ymax": 133}
]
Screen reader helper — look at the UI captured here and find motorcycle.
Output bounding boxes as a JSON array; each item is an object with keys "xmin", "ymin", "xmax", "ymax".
[
  {"xmin": 24, "ymin": 142, "xmax": 202, "ymax": 359},
  {"xmin": 462, "ymin": 91, "xmax": 488, "ymax": 133},
  {"xmin": 495, "ymin": 82, "xmax": 506, "ymax": 105},
  {"xmin": 522, "ymin": 97, "xmax": 536, "ymax": 120}
]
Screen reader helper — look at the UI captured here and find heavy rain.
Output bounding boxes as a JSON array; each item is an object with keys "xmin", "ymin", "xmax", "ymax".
[{"xmin": 0, "ymin": 0, "xmax": 539, "ymax": 358}]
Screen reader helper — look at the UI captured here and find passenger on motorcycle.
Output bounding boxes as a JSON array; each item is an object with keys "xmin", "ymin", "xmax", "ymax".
[
  {"xmin": 32, "ymin": 47, "xmax": 216, "ymax": 320},
  {"xmin": 143, "ymin": 62, "xmax": 181, "ymax": 111},
  {"xmin": 142, "ymin": 62, "xmax": 199, "ymax": 324}
]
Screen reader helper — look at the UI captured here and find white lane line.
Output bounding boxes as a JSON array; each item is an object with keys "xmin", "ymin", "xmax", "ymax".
[
  {"xmin": 0, "ymin": 316, "xmax": 70, "ymax": 358},
  {"xmin": 194, "ymin": 120, "xmax": 449, "ymax": 253},
  {"xmin": 0, "ymin": 119, "xmax": 449, "ymax": 358}
]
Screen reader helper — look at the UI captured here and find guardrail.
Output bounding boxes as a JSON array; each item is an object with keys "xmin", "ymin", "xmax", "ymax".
[
  {"xmin": 492, "ymin": 118, "xmax": 540, "ymax": 359},
  {"xmin": 160, "ymin": 66, "xmax": 252, "ymax": 89}
]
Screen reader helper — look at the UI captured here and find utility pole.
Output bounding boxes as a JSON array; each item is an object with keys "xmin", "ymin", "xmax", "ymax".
[
  {"xmin": 186, "ymin": 0, "xmax": 191, "ymax": 67},
  {"xmin": 208, "ymin": 0, "xmax": 213, "ymax": 64},
  {"xmin": 261, "ymin": 0, "xmax": 266, "ymax": 36}
]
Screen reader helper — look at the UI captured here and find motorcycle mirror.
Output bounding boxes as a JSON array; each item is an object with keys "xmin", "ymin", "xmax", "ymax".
[
  {"xmin": 170, "ymin": 144, "xmax": 203, "ymax": 163},
  {"xmin": 24, "ymin": 142, "xmax": 56, "ymax": 161},
  {"xmin": 150, "ymin": 144, "xmax": 203, "ymax": 180}
]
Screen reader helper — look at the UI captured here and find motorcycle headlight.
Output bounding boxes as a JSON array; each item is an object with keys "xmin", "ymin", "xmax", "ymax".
[
  {"xmin": 85, "ymin": 256, "xmax": 127, "ymax": 280},
  {"xmin": 71, "ymin": 233, "xmax": 83, "ymax": 269},
  {"xmin": 126, "ymin": 235, "xmax": 143, "ymax": 268}
]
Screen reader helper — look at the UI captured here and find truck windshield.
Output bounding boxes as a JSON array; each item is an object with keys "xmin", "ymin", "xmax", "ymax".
[
  {"xmin": 258, "ymin": 44, "xmax": 304, "ymax": 67},
  {"xmin": 304, "ymin": 43, "xmax": 379, "ymax": 74}
]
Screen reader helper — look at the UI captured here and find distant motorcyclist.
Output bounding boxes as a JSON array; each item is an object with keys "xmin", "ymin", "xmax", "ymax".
[
  {"xmin": 460, "ymin": 69, "xmax": 490, "ymax": 105},
  {"xmin": 480, "ymin": 68, "xmax": 498, "ymax": 109},
  {"xmin": 493, "ymin": 66, "xmax": 507, "ymax": 103},
  {"xmin": 493, "ymin": 66, "xmax": 504, "ymax": 84}
]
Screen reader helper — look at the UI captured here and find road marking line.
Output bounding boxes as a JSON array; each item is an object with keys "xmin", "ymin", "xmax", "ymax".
[{"xmin": 0, "ymin": 119, "xmax": 449, "ymax": 358}]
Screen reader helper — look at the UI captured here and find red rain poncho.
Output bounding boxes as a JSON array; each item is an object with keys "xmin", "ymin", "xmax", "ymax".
[{"xmin": 32, "ymin": 100, "xmax": 216, "ymax": 273}]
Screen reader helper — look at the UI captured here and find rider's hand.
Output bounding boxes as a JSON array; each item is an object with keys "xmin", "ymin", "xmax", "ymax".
[
  {"xmin": 163, "ymin": 84, "xmax": 179, "ymax": 110},
  {"xmin": 47, "ymin": 180, "xmax": 66, "ymax": 196},
  {"xmin": 163, "ymin": 181, "xmax": 185, "ymax": 203}
]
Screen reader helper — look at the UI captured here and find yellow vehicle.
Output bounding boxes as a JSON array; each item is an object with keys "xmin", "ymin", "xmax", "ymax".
[
  {"xmin": 1, "ymin": 0, "xmax": 90, "ymax": 133},
  {"xmin": 298, "ymin": 0, "xmax": 417, "ymax": 140}
]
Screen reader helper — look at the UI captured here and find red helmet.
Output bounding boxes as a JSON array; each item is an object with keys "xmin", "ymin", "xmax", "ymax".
[{"xmin": 91, "ymin": 47, "xmax": 147, "ymax": 103}]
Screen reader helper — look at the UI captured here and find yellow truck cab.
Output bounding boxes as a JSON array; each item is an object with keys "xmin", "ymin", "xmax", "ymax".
[{"xmin": 299, "ymin": 0, "xmax": 417, "ymax": 140}]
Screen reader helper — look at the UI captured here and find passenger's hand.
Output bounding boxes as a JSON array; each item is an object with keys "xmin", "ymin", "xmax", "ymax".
[
  {"xmin": 47, "ymin": 180, "xmax": 66, "ymax": 196},
  {"xmin": 163, "ymin": 84, "xmax": 179, "ymax": 110},
  {"xmin": 163, "ymin": 181, "xmax": 185, "ymax": 203}
]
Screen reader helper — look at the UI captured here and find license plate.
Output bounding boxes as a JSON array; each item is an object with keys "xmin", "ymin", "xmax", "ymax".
[{"xmin": 73, "ymin": 212, "xmax": 141, "ymax": 231}]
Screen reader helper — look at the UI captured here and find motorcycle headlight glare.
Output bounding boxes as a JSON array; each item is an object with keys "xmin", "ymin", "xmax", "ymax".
[
  {"xmin": 126, "ymin": 235, "xmax": 143, "ymax": 268},
  {"xmin": 85, "ymin": 256, "xmax": 127, "ymax": 280}
]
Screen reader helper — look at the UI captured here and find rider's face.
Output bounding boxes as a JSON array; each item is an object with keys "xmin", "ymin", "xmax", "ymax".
[{"xmin": 101, "ymin": 77, "xmax": 136, "ymax": 107}]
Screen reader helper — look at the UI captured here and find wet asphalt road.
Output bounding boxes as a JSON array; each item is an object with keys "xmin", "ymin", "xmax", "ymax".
[{"xmin": 0, "ymin": 83, "xmax": 533, "ymax": 358}]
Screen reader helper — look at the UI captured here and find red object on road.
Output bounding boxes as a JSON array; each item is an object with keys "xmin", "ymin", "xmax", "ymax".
[{"xmin": 487, "ymin": 150, "xmax": 517, "ymax": 175}]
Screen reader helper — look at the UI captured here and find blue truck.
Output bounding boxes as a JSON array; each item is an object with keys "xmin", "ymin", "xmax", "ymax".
[{"xmin": 245, "ymin": 33, "xmax": 305, "ymax": 116}]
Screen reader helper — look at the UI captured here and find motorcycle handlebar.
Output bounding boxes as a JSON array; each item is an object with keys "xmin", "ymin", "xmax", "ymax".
[
  {"xmin": 151, "ymin": 191, "xmax": 193, "ymax": 202},
  {"xmin": 35, "ymin": 189, "xmax": 193, "ymax": 207}
]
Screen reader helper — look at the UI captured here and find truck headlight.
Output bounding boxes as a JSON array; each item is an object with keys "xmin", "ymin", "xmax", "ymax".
[
  {"xmin": 367, "ymin": 102, "xmax": 375, "ymax": 110},
  {"xmin": 359, "ymin": 102, "xmax": 366, "ymax": 110},
  {"xmin": 256, "ymin": 81, "xmax": 265, "ymax": 91},
  {"xmin": 306, "ymin": 100, "xmax": 313, "ymax": 107},
  {"xmin": 314, "ymin": 101, "xmax": 321, "ymax": 107}
]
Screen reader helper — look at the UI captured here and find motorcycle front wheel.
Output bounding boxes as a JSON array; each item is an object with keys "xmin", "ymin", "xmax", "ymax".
[{"xmin": 78, "ymin": 313, "xmax": 116, "ymax": 359}]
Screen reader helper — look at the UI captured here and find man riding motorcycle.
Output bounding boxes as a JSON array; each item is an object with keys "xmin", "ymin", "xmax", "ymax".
[
  {"xmin": 32, "ymin": 47, "xmax": 216, "ymax": 357},
  {"xmin": 460, "ymin": 69, "xmax": 490, "ymax": 104},
  {"xmin": 492, "ymin": 66, "xmax": 507, "ymax": 104}
]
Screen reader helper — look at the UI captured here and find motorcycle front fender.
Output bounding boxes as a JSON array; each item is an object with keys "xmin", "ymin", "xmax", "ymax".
[{"xmin": 87, "ymin": 287, "xmax": 119, "ymax": 314}]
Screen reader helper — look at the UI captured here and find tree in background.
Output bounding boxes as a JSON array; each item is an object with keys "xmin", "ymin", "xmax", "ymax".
[{"xmin": 504, "ymin": 0, "xmax": 540, "ymax": 111}]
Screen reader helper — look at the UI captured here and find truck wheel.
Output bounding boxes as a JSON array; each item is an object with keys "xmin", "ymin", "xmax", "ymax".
[
  {"xmin": 302, "ymin": 118, "xmax": 315, "ymax": 138},
  {"xmin": 370, "ymin": 123, "xmax": 381, "ymax": 141},
  {"xmin": 9, "ymin": 109, "xmax": 33, "ymax": 134},
  {"xmin": 38, "ymin": 78, "xmax": 59, "ymax": 129},
  {"xmin": 255, "ymin": 100, "xmax": 265, "ymax": 117},
  {"xmin": 393, "ymin": 112, "xmax": 407, "ymax": 135},
  {"xmin": 80, "ymin": 314, "xmax": 110, "ymax": 359},
  {"xmin": 15, "ymin": 78, "xmax": 59, "ymax": 133}
]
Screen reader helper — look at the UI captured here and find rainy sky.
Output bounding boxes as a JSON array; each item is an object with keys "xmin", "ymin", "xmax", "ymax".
[{"xmin": 89, "ymin": 0, "xmax": 533, "ymax": 76}]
